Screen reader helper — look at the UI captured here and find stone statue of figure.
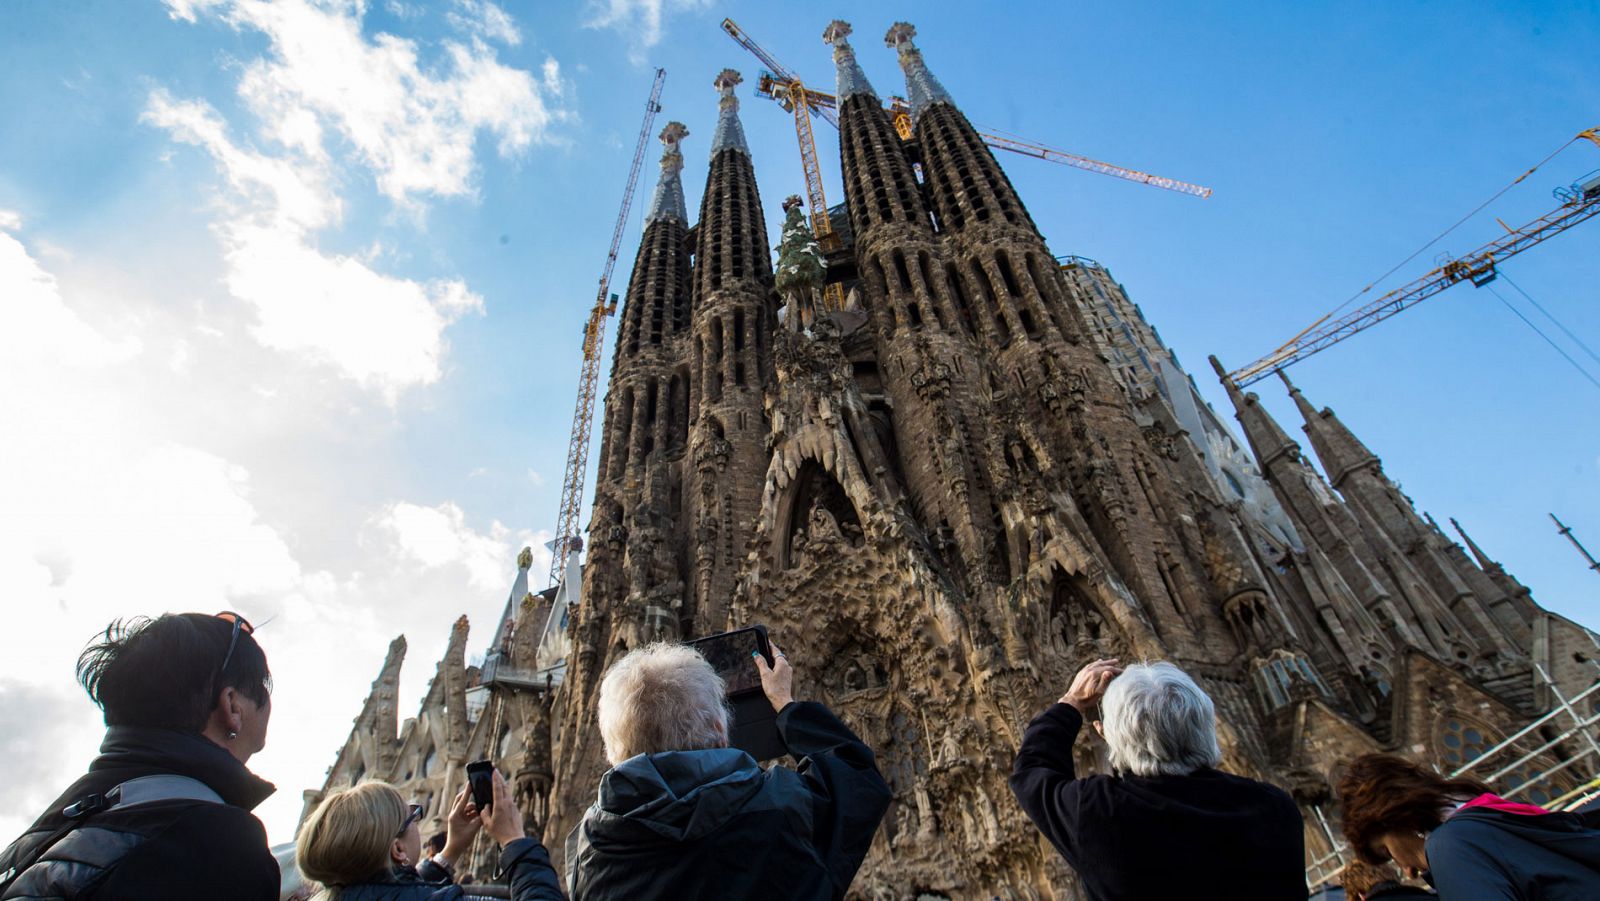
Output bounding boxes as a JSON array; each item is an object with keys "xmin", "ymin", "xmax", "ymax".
[{"xmin": 774, "ymin": 195, "xmax": 827, "ymax": 333}]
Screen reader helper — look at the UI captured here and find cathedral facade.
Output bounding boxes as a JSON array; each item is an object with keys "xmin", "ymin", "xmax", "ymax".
[{"xmin": 306, "ymin": 20, "xmax": 1599, "ymax": 900}]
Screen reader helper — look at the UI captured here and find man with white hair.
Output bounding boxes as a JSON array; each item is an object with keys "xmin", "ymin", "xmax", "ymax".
[
  {"xmin": 566, "ymin": 639, "xmax": 891, "ymax": 900},
  {"xmin": 1010, "ymin": 658, "xmax": 1306, "ymax": 900}
]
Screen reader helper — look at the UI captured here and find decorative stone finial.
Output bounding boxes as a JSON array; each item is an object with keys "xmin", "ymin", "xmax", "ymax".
[
  {"xmin": 710, "ymin": 69, "xmax": 750, "ymax": 156},
  {"xmin": 647, "ymin": 121, "xmax": 690, "ymax": 223},
  {"xmin": 885, "ymin": 21, "xmax": 952, "ymax": 120},
  {"xmin": 517, "ymin": 546, "xmax": 533, "ymax": 570},
  {"xmin": 824, "ymin": 19, "xmax": 876, "ymax": 101},
  {"xmin": 782, "ymin": 193, "xmax": 804, "ymax": 212}
]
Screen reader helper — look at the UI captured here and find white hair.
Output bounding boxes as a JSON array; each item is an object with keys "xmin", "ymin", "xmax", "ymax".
[
  {"xmin": 1101, "ymin": 661, "xmax": 1223, "ymax": 777},
  {"xmin": 597, "ymin": 643, "xmax": 730, "ymax": 766}
]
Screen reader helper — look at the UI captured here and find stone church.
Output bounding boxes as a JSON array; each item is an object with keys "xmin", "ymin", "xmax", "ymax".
[{"xmin": 303, "ymin": 20, "xmax": 1600, "ymax": 900}]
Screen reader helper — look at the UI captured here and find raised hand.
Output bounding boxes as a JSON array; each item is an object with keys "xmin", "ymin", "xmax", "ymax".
[{"xmin": 754, "ymin": 638, "xmax": 794, "ymax": 712}]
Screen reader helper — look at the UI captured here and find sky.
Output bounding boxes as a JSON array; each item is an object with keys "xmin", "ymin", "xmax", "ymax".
[{"xmin": 1, "ymin": 0, "xmax": 1597, "ymax": 847}]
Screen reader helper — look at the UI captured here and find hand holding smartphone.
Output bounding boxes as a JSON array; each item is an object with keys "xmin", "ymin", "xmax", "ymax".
[{"xmin": 465, "ymin": 759, "xmax": 494, "ymax": 813}]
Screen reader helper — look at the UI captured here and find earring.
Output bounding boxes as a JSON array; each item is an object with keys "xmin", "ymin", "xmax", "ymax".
[{"xmin": 227, "ymin": 730, "xmax": 238, "ymax": 741}]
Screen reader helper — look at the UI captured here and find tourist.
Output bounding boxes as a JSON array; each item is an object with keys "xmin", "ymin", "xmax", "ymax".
[
  {"xmin": 1009, "ymin": 659, "xmax": 1306, "ymax": 900},
  {"xmin": 296, "ymin": 769, "xmax": 561, "ymax": 900},
  {"xmin": 0, "ymin": 613, "xmax": 280, "ymax": 898},
  {"xmin": 1338, "ymin": 859, "xmax": 1435, "ymax": 899},
  {"xmin": 566, "ymin": 639, "xmax": 892, "ymax": 899},
  {"xmin": 427, "ymin": 831, "xmax": 447, "ymax": 859},
  {"xmin": 1337, "ymin": 753, "xmax": 1600, "ymax": 899}
]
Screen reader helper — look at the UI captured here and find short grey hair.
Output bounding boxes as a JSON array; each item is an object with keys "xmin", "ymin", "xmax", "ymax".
[
  {"xmin": 1101, "ymin": 661, "xmax": 1222, "ymax": 777},
  {"xmin": 597, "ymin": 643, "xmax": 729, "ymax": 766}
]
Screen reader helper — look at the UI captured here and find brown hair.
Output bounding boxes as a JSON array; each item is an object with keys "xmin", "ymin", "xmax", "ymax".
[
  {"xmin": 1338, "ymin": 858, "xmax": 1401, "ymax": 899},
  {"xmin": 296, "ymin": 782, "xmax": 408, "ymax": 898},
  {"xmin": 1337, "ymin": 753, "xmax": 1488, "ymax": 864}
]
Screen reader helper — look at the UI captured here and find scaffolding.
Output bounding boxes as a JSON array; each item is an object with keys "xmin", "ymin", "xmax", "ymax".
[{"xmin": 1305, "ymin": 661, "xmax": 1600, "ymax": 889}]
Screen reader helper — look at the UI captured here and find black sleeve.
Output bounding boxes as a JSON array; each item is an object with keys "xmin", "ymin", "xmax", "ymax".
[
  {"xmin": 777, "ymin": 701, "xmax": 893, "ymax": 899},
  {"xmin": 1008, "ymin": 703, "xmax": 1088, "ymax": 869},
  {"xmin": 417, "ymin": 855, "xmax": 453, "ymax": 884},
  {"xmin": 103, "ymin": 803, "xmax": 279, "ymax": 901},
  {"xmin": 498, "ymin": 837, "xmax": 565, "ymax": 900}
]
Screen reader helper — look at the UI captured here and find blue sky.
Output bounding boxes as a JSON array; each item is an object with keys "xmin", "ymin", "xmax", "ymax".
[{"xmin": 1, "ymin": 0, "xmax": 1597, "ymax": 845}]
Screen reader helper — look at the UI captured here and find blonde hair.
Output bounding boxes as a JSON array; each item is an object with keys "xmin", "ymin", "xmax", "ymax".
[
  {"xmin": 598, "ymin": 643, "xmax": 729, "ymax": 765},
  {"xmin": 296, "ymin": 782, "xmax": 407, "ymax": 899}
]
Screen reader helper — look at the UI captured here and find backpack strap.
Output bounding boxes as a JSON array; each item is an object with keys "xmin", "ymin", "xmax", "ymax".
[{"xmin": 0, "ymin": 775, "xmax": 222, "ymax": 892}]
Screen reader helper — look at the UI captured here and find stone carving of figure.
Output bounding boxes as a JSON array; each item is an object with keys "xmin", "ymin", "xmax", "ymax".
[{"xmin": 773, "ymin": 195, "xmax": 827, "ymax": 333}]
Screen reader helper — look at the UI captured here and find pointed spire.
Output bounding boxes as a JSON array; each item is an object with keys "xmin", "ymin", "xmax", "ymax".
[
  {"xmin": 646, "ymin": 121, "xmax": 689, "ymax": 224},
  {"xmin": 823, "ymin": 20, "xmax": 876, "ymax": 101},
  {"xmin": 1451, "ymin": 518, "xmax": 1501, "ymax": 572},
  {"xmin": 710, "ymin": 68, "xmax": 749, "ymax": 156},
  {"xmin": 1211, "ymin": 357, "xmax": 1299, "ymax": 468},
  {"xmin": 1279, "ymin": 370, "xmax": 1379, "ymax": 488},
  {"xmin": 885, "ymin": 22, "xmax": 952, "ymax": 120}
]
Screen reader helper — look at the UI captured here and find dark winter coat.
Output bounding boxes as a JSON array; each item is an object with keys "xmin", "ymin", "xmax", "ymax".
[
  {"xmin": 566, "ymin": 700, "xmax": 892, "ymax": 901},
  {"xmin": 334, "ymin": 838, "xmax": 563, "ymax": 901},
  {"xmin": 1009, "ymin": 703, "xmax": 1307, "ymax": 901},
  {"xmin": 1364, "ymin": 882, "xmax": 1435, "ymax": 898},
  {"xmin": 1424, "ymin": 805, "xmax": 1600, "ymax": 900},
  {"xmin": 0, "ymin": 726, "xmax": 278, "ymax": 900}
]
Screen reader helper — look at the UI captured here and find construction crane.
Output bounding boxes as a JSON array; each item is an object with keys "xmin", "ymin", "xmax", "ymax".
[
  {"xmin": 720, "ymin": 18, "xmax": 848, "ymax": 313},
  {"xmin": 1228, "ymin": 129, "xmax": 1600, "ymax": 386},
  {"xmin": 723, "ymin": 17, "xmax": 1214, "ymax": 203},
  {"xmin": 547, "ymin": 68, "xmax": 666, "ymax": 587}
]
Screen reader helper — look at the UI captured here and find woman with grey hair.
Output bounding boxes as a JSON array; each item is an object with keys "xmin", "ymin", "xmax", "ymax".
[
  {"xmin": 1010, "ymin": 659, "xmax": 1306, "ymax": 900},
  {"xmin": 567, "ymin": 638, "xmax": 891, "ymax": 900}
]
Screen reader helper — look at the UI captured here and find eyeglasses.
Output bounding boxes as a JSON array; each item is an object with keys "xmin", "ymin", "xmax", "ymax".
[
  {"xmin": 397, "ymin": 803, "xmax": 424, "ymax": 837},
  {"xmin": 214, "ymin": 611, "xmax": 255, "ymax": 682}
]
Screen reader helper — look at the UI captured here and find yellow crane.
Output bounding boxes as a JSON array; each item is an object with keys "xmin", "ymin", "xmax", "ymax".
[
  {"xmin": 1227, "ymin": 128, "xmax": 1600, "ymax": 386},
  {"xmin": 721, "ymin": 16, "xmax": 1214, "ymax": 232},
  {"xmin": 547, "ymin": 68, "xmax": 666, "ymax": 587}
]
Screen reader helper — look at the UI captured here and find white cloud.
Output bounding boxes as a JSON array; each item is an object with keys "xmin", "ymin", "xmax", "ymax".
[
  {"xmin": 527, "ymin": 468, "xmax": 545, "ymax": 487},
  {"xmin": 372, "ymin": 500, "xmax": 540, "ymax": 592},
  {"xmin": 0, "ymin": 230, "xmax": 141, "ymax": 367},
  {"xmin": 448, "ymin": 0, "xmax": 521, "ymax": 46},
  {"xmin": 583, "ymin": 0, "xmax": 712, "ymax": 62},
  {"xmin": 0, "ymin": 208, "xmax": 21, "ymax": 231}
]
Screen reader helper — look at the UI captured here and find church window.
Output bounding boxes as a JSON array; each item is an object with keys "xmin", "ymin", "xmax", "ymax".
[
  {"xmin": 1223, "ymin": 469, "xmax": 1246, "ymax": 499},
  {"xmin": 498, "ymin": 725, "xmax": 517, "ymax": 759},
  {"xmin": 944, "ymin": 263, "xmax": 978, "ymax": 337},
  {"xmin": 893, "ymin": 250, "xmax": 912, "ymax": 293}
]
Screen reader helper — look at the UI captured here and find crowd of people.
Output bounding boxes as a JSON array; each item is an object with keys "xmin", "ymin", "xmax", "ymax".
[{"xmin": 2, "ymin": 611, "xmax": 1598, "ymax": 900}]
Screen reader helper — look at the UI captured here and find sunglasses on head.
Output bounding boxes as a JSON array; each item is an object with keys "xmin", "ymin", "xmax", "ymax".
[
  {"xmin": 398, "ymin": 803, "xmax": 424, "ymax": 837},
  {"xmin": 214, "ymin": 611, "xmax": 255, "ymax": 683}
]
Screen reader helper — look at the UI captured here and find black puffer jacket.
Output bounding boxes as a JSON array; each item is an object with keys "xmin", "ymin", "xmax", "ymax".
[
  {"xmin": 0, "ymin": 726, "xmax": 278, "ymax": 900},
  {"xmin": 566, "ymin": 701, "xmax": 892, "ymax": 901},
  {"xmin": 333, "ymin": 839, "xmax": 563, "ymax": 901}
]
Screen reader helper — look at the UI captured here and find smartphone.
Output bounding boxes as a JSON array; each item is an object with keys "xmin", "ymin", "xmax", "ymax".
[
  {"xmin": 686, "ymin": 625, "xmax": 785, "ymax": 761},
  {"xmin": 465, "ymin": 759, "xmax": 494, "ymax": 812},
  {"xmin": 687, "ymin": 625, "xmax": 772, "ymax": 696}
]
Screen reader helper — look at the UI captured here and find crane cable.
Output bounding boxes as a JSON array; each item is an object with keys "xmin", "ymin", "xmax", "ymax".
[
  {"xmin": 1500, "ymin": 270, "xmax": 1600, "ymax": 369},
  {"xmin": 1484, "ymin": 282, "xmax": 1600, "ymax": 394},
  {"xmin": 1277, "ymin": 133, "xmax": 1586, "ymax": 350}
]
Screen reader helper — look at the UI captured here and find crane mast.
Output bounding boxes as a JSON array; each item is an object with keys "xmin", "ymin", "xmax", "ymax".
[{"xmin": 548, "ymin": 68, "xmax": 666, "ymax": 587}]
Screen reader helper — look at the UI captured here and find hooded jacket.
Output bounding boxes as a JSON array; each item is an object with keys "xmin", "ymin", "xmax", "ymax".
[
  {"xmin": 566, "ymin": 700, "xmax": 891, "ymax": 901},
  {"xmin": 0, "ymin": 726, "xmax": 278, "ymax": 900},
  {"xmin": 1425, "ymin": 801, "xmax": 1600, "ymax": 900},
  {"xmin": 1009, "ymin": 703, "xmax": 1307, "ymax": 901}
]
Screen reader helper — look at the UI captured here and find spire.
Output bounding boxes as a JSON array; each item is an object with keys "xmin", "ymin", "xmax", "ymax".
[
  {"xmin": 823, "ymin": 20, "xmax": 876, "ymax": 101},
  {"xmin": 885, "ymin": 22, "xmax": 952, "ymax": 120},
  {"xmin": 1451, "ymin": 518, "xmax": 1501, "ymax": 572},
  {"xmin": 1211, "ymin": 357, "xmax": 1299, "ymax": 468},
  {"xmin": 646, "ymin": 121, "xmax": 689, "ymax": 225},
  {"xmin": 1279, "ymin": 370, "xmax": 1379, "ymax": 488},
  {"xmin": 710, "ymin": 68, "xmax": 750, "ymax": 156}
]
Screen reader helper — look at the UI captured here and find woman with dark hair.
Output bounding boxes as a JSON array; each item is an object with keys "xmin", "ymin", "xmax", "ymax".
[
  {"xmin": 1338, "ymin": 753, "xmax": 1600, "ymax": 899},
  {"xmin": 0, "ymin": 612, "xmax": 279, "ymax": 899}
]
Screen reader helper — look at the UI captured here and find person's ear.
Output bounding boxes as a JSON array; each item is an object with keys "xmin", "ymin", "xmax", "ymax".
[{"xmin": 390, "ymin": 836, "xmax": 408, "ymax": 866}]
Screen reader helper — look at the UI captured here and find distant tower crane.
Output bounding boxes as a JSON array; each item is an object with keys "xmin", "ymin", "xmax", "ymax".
[
  {"xmin": 547, "ymin": 68, "xmax": 667, "ymax": 587},
  {"xmin": 721, "ymin": 17, "xmax": 1214, "ymax": 212},
  {"xmin": 1227, "ymin": 128, "xmax": 1600, "ymax": 386}
]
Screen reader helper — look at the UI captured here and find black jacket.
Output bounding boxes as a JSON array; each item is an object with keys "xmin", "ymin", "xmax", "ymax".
[
  {"xmin": 0, "ymin": 726, "xmax": 278, "ymax": 900},
  {"xmin": 1009, "ymin": 703, "xmax": 1306, "ymax": 901},
  {"xmin": 335, "ymin": 839, "xmax": 564, "ymax": 901},
  {"xmin": 567, "ymin": 701, "xmax": 891, "ymax": 901},
  {"xmin": 1424, "ymin": 805, "xmax": 1600, "ymax": 900}
]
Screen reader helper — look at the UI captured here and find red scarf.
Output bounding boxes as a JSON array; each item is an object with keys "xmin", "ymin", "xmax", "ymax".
[{"xmin": 1457, "ymin": 793, "xmax": 1551, "ymax": 817}]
